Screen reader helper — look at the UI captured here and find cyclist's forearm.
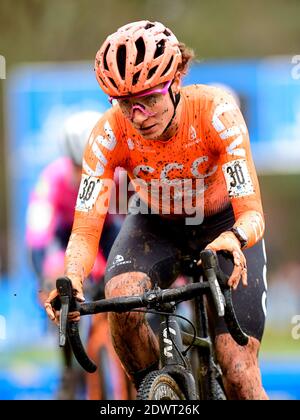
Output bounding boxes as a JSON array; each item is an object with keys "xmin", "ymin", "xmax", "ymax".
[{"xmin": 65, "ymin": 224, "xmax": 104, "ymax": 283}]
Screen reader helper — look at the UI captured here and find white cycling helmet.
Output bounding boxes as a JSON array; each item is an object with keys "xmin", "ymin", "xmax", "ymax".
[{"xmin": 60, "ymin": 110, "xmax": 102, "ymax": 166}]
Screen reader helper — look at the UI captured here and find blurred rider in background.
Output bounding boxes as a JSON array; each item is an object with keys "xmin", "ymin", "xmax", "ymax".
[{"xmin": 25, "ymin": 110, "xmax": 127, "ymax": 399}]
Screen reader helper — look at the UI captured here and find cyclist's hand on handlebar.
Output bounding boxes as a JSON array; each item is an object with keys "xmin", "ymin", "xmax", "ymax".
[
  {"xmin": 66, "ymin": 275, "xmax": 85, "ymax": 302},
  {"xmin": 44, "ymin": 288, "xmax": 60, "ymax": 325},
  {"xmin": 44, "ymin": 276, "xmax": 85, "ymax": 324},
  {"xmin": 204, "ymin": 231, "xmax": 247, "ymax": 290}
]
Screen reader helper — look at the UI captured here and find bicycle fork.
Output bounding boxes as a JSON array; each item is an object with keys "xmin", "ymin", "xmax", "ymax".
[{"xmin": 159, "ymin": 315, "xmax": 198, "ymax": 400}]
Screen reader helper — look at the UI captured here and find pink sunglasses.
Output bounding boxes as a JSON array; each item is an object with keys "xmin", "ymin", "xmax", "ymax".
[{"xmin": 109, "ymin": 80, "xmax": 172, "ymax": 104}]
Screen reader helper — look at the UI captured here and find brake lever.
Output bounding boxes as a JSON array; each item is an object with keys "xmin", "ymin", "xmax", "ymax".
[
  {"xmin": 56, "ymin": 277, "xmax": 74, "ymax": 347},
  {"xmin": 200, "ymin": 250, "xmax": 249, "ymax": 346},
  {"xmin": 205, "ymin": 267, "xmax": 225, "ymax": 317},
  {"xmin": 54, "ymin": 277, "xmax": 97, "ymax": 372},
  {"xmin": 202, "ymin": 250, "xmax": 231, "ymax": 289}
]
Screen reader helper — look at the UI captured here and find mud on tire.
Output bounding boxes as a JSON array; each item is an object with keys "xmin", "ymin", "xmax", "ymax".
[{"xmin": 137, "ymin": 370, "xmax": 186, "ymax": 400}]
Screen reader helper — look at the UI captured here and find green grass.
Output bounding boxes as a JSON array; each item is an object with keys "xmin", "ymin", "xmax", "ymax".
[
  {"xmin": 0, "ymin": 345, "xmax": 59, "ymax": 368},
  {"xmin": 260, "ymin": 328, "xmax": 300, "ymax": 355},
  {"xmin": 1, "ymin": 326, "xmax": 299, "ymax": 372}
]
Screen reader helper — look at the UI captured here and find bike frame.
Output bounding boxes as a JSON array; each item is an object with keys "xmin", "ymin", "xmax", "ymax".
[
  {"xmin": 192, "ymin": 273, "xmax": 219, "ymax": 400},
  {"xmin": 156, "ymin": 273, "xmax": 221, "ymax": 400},
  {"xmin": 158, "ymin": 307, "xmax": 198, "ymax": 400}
]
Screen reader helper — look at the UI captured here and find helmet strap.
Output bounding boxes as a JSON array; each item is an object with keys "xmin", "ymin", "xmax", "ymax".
[{"xmin": 162, "ymin": 81, "xmax": 181, "ymax": 135}]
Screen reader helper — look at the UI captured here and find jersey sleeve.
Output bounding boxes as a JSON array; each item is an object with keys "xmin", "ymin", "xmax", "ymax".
[
  {"xmin": 208, "ymin": 88, "xmax": 265, "ymax": 248},
  {"xmin": 65, "ymin": 109, "xmax": 125, "ymax": 282}
]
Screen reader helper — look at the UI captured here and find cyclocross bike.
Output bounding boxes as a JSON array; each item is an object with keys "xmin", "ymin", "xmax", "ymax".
[{"xmin": 53, "ymin": 249, "xmax": 249, "ymax": 400}]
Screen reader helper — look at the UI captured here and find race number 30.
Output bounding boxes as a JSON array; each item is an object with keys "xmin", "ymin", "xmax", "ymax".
[
  {"xmin": 222, "ymin": 159, "xmax": 254, "ymax": 198},
  {"xmin": 76, "ymin": 175, "xmax": 103, "ymax": 212},
  {"xmin": 79, "ymin": 177, "xmax": 96, "ymax": 201}
]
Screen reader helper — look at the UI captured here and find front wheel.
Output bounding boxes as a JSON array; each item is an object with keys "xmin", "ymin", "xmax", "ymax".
[
  {"xmin": 137, "ymin": 370, "xmax": 186, "ymax": 400},
  {"xmin": 212, "ymin": 376, "xmax": 227, "ymax": 400}
]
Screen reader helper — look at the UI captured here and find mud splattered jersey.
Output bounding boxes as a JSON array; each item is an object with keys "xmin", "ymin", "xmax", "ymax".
[{"xmin": 66, "ymin": 85, "xmax": 264, "ymax": 279}]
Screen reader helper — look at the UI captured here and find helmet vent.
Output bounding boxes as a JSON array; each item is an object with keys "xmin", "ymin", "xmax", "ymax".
[
  {"xmin": 161, "ymin": 56, "xmax": 174, "ymax": 76},
  {"xmin": 98, "ymin": 76, "xmax": 105, "ymax": 86},
  {"xmin": 117, "ymin": 44, "xmax": 127, "ymax": 79},
  {"xmin": 144, "ymin": 23, "xmax": 155, "ymax": 30},
  {"xmin": 154, "ymin": 39, "xmax": 165, "ymax": 58},
  {"xmin": 108, "ymin": 77, "xmax": 118, "ymax": 89},
  {"xmin": 147, "ymin": 65, "xmax": 158, "ymax": 80},
  {"xmin": 103, "ymin": 44, "xmax": 110, "ymax": 70},
  {"xmin": 132, "ymin": 70, "xmax": 141, "ymax": 86},
  {"xmin": 135, "ymin": 37, "xmax": 146, "ymax": 65}
]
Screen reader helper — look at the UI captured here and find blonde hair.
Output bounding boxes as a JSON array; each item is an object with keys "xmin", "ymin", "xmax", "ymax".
[{"xmin": 177, "ymin": 42, "xmax": 195, "ymax": 75}]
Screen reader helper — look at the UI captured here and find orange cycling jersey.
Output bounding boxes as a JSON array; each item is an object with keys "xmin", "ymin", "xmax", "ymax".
[{"xmin": 65, "ymin": 85, "xmax": 265, "ymax": 281}]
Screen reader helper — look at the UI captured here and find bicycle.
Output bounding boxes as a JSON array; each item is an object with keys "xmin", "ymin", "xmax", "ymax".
[{"xmin": 52, "ymin": 249, "xmax": 249, "ymax": 400}]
